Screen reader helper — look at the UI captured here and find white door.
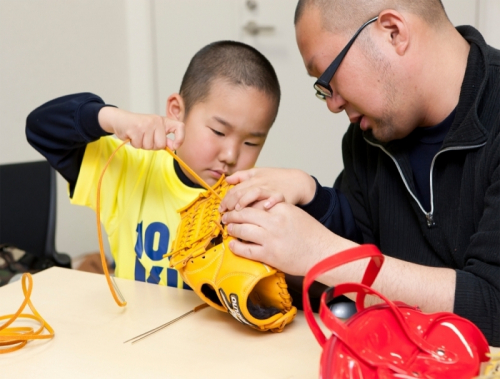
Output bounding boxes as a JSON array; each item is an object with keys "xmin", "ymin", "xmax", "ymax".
[{"xmin": 235, "ymin": 0, "xmax": 349, "ymax": 185}]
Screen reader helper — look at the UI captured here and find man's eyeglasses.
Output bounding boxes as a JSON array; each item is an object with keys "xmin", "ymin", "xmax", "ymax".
[{"xmin": 314, "ymin": 16, "xmax": 379, "ymax": 101}]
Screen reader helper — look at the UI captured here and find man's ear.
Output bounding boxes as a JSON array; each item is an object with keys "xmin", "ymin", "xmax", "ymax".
[
  {"xmin": 377, "ymin": 9, "xmax": 410, "ymax": 56},
  {"xmin": 166, "ymin": 93, "xmax": 185, "ymax": 121}
]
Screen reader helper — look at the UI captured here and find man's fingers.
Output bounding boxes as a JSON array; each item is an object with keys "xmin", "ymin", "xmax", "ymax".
[
  {"xmin": 222, "ymin": 207, "xmax": 262, "ymax": 226},
  {"xmin": 227, "ymin": 221, "xmax": 265, "ymax": 244},
  {"xmin": 227, "ymin": 238, "xmax": 264, "ymax": 262}
]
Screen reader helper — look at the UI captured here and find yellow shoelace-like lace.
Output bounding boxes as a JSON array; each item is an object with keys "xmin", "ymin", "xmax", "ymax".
[
  {"xmin": 96, "ymin": 139, "xmax": 219, "ymax": 306},
  {"xmin": 0, "ymin": 273, "xmax": 55, "ymax": 353}
]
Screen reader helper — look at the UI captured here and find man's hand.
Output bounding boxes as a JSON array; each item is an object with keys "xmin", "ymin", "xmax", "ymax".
[
  {"xmin": 222, "ymin": 202, "xmax": 456, "ymax": 314},
  {"xmin": 219, "ymin": 168, "xmax": 317, "ymax": 212},
  {"xmin": 98, "ymin": 107, "xmax": 185, "ymax": 151},
  {"xmin": 222, "ymin": 202, "xmax": 357, "ymax": 276}
]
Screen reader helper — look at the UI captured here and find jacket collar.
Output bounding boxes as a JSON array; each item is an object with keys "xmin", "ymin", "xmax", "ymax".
[{"xmin": 442, "ymin": 26, "xmax": 489, "ymax": 149}]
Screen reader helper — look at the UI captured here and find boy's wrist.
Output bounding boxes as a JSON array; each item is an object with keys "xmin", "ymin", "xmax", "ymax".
[
  {"xmin": 97, "ymin": 106, "xmax": 119, "ymax": 134},
  {"xmin": 79, "ymin": 101, "xmax": 114, "ymax": 141}
]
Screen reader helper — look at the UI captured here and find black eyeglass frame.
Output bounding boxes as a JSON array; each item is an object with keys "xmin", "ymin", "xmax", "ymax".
[{"xmin": 314, "ymin": 16, "xmax": 379, "ymax": 101}]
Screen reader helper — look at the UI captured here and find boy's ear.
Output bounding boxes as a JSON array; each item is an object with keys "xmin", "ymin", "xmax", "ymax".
[{"xmin": 166, "ymin": 93, "xmax": 185, "ymax": 121}]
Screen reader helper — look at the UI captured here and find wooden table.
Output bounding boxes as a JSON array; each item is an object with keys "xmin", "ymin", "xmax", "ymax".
[
  {"xmin": 0, "ymin": 267, "xmax": 322, "ymax": 378},
  {"xmin": 1, "ymin": 267, "xmax": 498, "ymax": 378}
]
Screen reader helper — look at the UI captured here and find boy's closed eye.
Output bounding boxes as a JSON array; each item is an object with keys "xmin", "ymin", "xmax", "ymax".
[
  {"xmin": 210, "ymin": 127, "xmax": 261, "ymax": 147},
  {"xmin": 244, "ymin": 141, "xmax": 260, "ymax": 147},
  {"xmin": 210, "ymin": 128, "xmax": 225, "ymax": 137}
]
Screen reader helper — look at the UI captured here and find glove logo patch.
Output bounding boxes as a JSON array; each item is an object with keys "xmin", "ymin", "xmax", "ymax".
[{"xmin": 219, "ymin": 289, "xmax": 256, "ymax": 328}]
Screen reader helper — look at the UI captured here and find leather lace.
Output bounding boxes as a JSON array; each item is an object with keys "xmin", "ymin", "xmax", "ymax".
[
  {"xmin": 0, "ymin": 273, "xmax": 55, "ymax": 353},
  {"xmin": 96, "ymin": 139, "xmax": 219, "ymax": 306}
]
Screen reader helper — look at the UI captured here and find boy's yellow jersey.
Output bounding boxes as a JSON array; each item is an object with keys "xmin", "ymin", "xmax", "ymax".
[{"xmin": 71, "ymin": 136, "xmax": 204, "ymax": 288}]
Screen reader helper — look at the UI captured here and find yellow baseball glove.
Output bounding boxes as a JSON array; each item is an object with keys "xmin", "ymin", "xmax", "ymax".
[{"xmin": 165, "ymin": 177, "xmax": 297, "ymax": 332}]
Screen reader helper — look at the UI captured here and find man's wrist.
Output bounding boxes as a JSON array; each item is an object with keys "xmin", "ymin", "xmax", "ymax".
[{"xmin": 298, "ymin": 173, "xmax": 319, "ymax": 206}]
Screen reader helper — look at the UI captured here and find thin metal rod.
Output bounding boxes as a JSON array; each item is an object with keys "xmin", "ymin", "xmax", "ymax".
[{"xmin": 124, "ymin": 303, "xmax": 209, "ymax": 344}]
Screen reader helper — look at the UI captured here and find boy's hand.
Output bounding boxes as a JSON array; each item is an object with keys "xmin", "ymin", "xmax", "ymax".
[
  {"xmin": 219, "ymin": 168, "xmax": 317, "ymax": 212},
  {"xmin": 98, "ymin": 107, "xmax": 184, "ymax": 150}
]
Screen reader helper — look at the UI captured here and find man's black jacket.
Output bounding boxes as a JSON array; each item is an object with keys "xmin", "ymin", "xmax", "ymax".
[{"xmin": 305, "ymin": 26, "xmax": 500, "ymax": 346}]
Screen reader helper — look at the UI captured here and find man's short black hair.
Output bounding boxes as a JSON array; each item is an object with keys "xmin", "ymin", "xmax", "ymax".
[
  {"xmin": 179, "ymin": 41, "xmax": 280, "ymax": 119},
  {"xmin": 295, "ymin": 0, "xmax": 449, "ymax": 34}
]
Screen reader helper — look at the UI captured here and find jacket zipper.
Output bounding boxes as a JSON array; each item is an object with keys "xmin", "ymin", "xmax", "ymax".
[{"xmin": 364, "ymin": 139, "xmax": 486, "ymax": 228}]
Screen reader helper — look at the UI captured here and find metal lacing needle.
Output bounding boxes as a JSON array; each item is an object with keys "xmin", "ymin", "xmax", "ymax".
[{"xmin": 124, "ymin": 303, "xmax": 209, "ymax": 344}]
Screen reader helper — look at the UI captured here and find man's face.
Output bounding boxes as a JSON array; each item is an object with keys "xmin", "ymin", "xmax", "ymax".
[
  {"xmin": 295, "ymin": 7, "xmax": 414, "ymax": 142},
  {"xmin": 175, "ymin": 80, "xmax": 275, "ymax": 186}
]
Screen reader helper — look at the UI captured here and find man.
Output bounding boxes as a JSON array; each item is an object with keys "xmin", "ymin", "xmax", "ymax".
[{"xmin": 219, "ymin": 0, "xmax": 500, "ymax": 346}]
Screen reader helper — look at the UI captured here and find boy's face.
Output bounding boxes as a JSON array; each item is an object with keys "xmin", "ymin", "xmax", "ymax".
[{"xmin": 170, "ymin": 80, "xmax": 276, "ymax": 186}]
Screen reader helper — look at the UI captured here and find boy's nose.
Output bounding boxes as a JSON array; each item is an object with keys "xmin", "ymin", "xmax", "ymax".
[{"xmin": 219, "ymin": 144, "xmax": 238, "ymax": 166}]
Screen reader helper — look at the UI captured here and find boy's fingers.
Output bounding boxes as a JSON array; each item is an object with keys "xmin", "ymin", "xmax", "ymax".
[
  {"xmin": 164, "ymin": 118, "xmax": 185, "ymax": 150},
  {"xmin": 220, "ymin": 184, "xmax": 285, "ymax": 212},
  {"xmin": 142, "ymin": 128, "xmax": 155, "ymax": 150},
  {"xmin": 263, "ymin": 193, "xmax": 286, "ymax": 209},
  {"xmin": 250, "ymin": 199, "xmax": 270, "ymax": 210},
  {"xmin": 165, "ymin": 139, "xmax": 176, "ymax": 151},
  {"xmin": 219, "ymin": 190, "xmax": 238, "ymax": 212},
  {"xmin": 225, "ymin": 170, "xmax": 253, "ymax": 185},
  {"xmin": 234, "ymin": 188, "xmax": 284, "ymax": 210},
  {"xmin": 128, "ymin": 133, "xmax": 141, "ymax": 149},
  {"xmin": 154, "ymin": 127, "xmax": 168, "ymax": 150},
  {"xmin": 219, "ymin": 172, "xmax": 257, "ymax": 212}
]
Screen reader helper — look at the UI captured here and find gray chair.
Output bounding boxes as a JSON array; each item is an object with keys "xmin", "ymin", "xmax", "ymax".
[{"xmin": 0, "ymin": 160, "xmax": 71, "ymax": 269}]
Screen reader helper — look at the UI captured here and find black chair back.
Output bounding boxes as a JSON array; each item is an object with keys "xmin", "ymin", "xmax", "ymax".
[{"xmin": 0, "ymin": 160, "xmax": 71, "ymax": 268}]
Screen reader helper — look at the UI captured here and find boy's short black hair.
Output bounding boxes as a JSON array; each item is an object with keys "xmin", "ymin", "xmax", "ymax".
[{"xmin": 179, "ymin": 41, "xmax": 280, "ymax": 119}]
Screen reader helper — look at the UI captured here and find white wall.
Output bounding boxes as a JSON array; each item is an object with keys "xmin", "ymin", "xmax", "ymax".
[
  {"xmin": 477, "ymin": 0, "xmax": 500, "ymax": 47},
  {"xmin": 0, "ymin": 0, "xmax": 131, "ymax": 258},
  {"xmin": 0, "ymin": 0, "xmax": 498, "ymax": 259}
]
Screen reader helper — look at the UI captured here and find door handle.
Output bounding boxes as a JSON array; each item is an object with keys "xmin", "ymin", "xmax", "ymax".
[{"xmin": 242, "ymin": 21, "xmax": 275, "ymax": 36}]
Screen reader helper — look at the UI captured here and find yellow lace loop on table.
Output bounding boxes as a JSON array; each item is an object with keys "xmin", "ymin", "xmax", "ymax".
[
  {"xmin": 0, "ymin": 273, "xmax": 54, "ymax": 354},
  {"xmin": 96, "ymin": 139, "xmax": 220, "ymax": 306}
]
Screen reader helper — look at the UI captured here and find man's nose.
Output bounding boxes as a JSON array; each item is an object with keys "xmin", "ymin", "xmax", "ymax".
[{"xmin": 326, "ymin": 92, "xmax": 347, "ymax": 114}]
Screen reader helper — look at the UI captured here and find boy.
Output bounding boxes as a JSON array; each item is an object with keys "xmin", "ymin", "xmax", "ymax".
[{"xmin": 26, "ymin": 40, "xmax": 280, "ymax": 288}]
